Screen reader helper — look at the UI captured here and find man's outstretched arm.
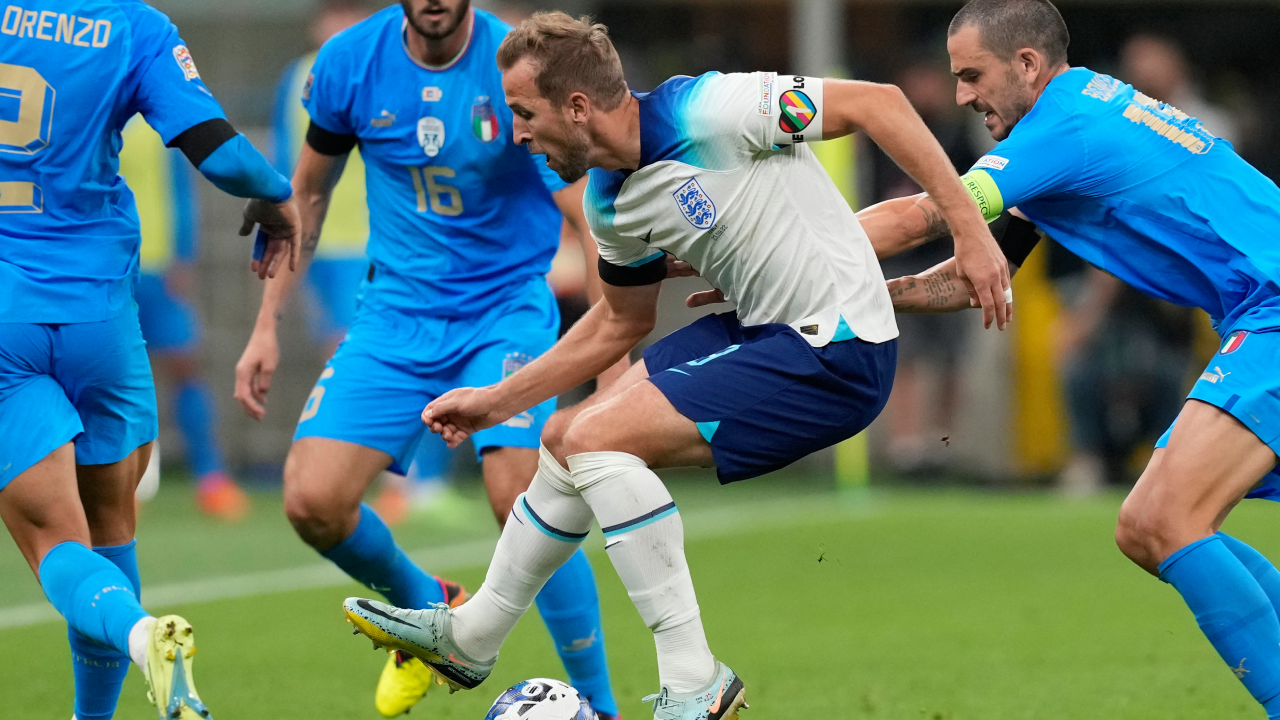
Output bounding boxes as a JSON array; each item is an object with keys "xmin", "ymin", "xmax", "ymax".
[
  {"xmin": 822, "ymin": 79, "xmax": 1010, "ymax": 329},
  {"xmin": 858, "ymin": 192, "xmax": 952, "ymax": 260},
  {"xmin": 424, "ymin": 272, "xmax": 663, "ymax": 447},
  {"xmin": 887, "ymin": 211, "xmax": 1042, "ymax": 314}
]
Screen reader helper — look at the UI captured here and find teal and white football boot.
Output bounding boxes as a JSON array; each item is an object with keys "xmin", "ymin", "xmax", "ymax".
[
  {"xmin": 643, "ymin": 662, "xmax": 747, "ymax": 720},
  {"xmin": 343, "ymin": 597, "xmax": 494, "ymax": 692}
]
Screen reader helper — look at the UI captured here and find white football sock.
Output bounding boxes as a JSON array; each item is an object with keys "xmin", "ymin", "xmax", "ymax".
[
  {"xmin": 569, "ymin": 451, "xmax": 717, "ymax": 693},
  {"xmin": 451, "ymin": 446, "xmax": 593, "ymax": 660},
  {"xmin": 128, "ymin": 616, "xmax": 155, "ymax": 670}
]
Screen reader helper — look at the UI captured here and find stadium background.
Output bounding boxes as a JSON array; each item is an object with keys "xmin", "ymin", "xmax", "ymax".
[{"xmin": 6, "ymin": 1, "xmax": 1280, "ymax": 718}]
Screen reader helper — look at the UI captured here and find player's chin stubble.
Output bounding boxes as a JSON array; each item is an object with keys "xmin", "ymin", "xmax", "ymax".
[
  {"xmin": 401, "ymin": 0, "xmax": 470, "ymax": 40},
  {"xmin": 551, "ymin": 132, "xmax": 592, "ymax": 184}
]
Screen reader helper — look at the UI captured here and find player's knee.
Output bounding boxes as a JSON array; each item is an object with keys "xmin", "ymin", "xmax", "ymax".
[
  {"xmin": 282, "ymin": 460, "xmax": 344, "ymax": 548},
  {"xmin": 1115, "ymin": 498, "xmax": 1184, "ymax": 572},
  {"xmin": 540, "ymin": 409, "xmax": 576, "ymax": 460},
  {"xmin": 560, "ymin": 407, "xmax": 611, "ymax": 459}
]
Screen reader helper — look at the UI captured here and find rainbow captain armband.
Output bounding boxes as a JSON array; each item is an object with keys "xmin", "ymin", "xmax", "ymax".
[{"xmin": 960, "ymin": 170, "xmax": 1004, "ymax": 222}]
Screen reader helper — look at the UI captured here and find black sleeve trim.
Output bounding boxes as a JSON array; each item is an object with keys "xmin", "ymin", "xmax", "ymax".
[
  {"xmin": 598, "ymin": 254, "xmax": 666, "ymax": 287},
  {"xmin": 168, "ymin": 118, "xmax": 238, "ymax": 167},
  {"xmin": 305, "ymin": 121, "xmax": 358, "ymax": 156},
  {"xmin": 989, "ymin": 211, "xmax": 1042, "ymax": 267}
]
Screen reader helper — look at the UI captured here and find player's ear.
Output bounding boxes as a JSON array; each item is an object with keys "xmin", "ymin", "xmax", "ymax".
[
  {"xmin": 1015, "ymin": 48, "xmax": 1041, "ymax": 83},
  {"xmin": 566, "ymin": 91, "xmax": 591, "ymax": 125}
]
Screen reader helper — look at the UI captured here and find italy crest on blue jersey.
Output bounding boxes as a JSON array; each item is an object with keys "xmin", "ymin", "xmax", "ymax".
[{"xmin": 303, "ymin": 6, "xmax": 568, "ymax": 319}]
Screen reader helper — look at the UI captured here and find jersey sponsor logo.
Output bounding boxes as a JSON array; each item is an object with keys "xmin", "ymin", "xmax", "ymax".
[
  {"xmin": 471, "ymin": 96, "xmax": 499, "ymax": 143},
  {"xmin": 673, "ymin": 177, "xmax": 716, "ymax": 230},
  {"xmin": 173, "ymin": 45, "xmax": 200, "ymax": 81},
  {"xmin": 758, "ymin": 72, "xmax": 774, "ymax": 115},
  {"xmin": 973, "ymin": 155, "xmax": 1009, "ymax": 171},
  {"xmin": 1, "ymin": 8, "xmax": 109, "ymax": 48},
  {"xmin": 422, "ymin": 86, "xmax": 442, "ymax": 102},
  {"xmin": 371, "ymin": 110, "xmax": 395, "ymax": 128},
  {"xmin": 1081, "ymin": 73, "xmax": 1121, "ymax": 102},
  {"xmin": 1220, "ymin": 330, "xmax": 1249, "ymax": 355},
  {"xmin": 778, "ymin": 90, "xmax": 816, "ymax": 134},
  {"xmin": 416, "ymin": 116, "xmax": 445, "ymax": 157}
]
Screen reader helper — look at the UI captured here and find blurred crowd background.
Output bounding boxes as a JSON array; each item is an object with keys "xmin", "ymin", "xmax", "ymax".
[{"xmin": 131, "ymin": 0, "xmax": 1280, "ymax": 508}]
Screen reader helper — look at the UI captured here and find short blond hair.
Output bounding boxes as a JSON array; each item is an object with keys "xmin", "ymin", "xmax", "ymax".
[{"xmin": 496, "ymin": 11, "xmax": 628, "ymax": 110}]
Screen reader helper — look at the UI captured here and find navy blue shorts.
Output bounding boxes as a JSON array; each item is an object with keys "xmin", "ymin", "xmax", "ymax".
[{"xmin": 644, "ymin": 312, "xmax": 896, "ymax": 483}]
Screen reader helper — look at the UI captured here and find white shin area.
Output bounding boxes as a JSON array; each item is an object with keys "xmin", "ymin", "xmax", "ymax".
[
  {"xmin": 569, "ymin": 451, "xmax": 717, "ymax": 693},
  {"xmin": 450, "ymin": 446, "xmax": 592, "ymax": 661}
]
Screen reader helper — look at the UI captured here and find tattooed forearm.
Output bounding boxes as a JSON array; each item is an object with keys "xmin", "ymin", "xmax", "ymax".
[
  {"xmin": 922, "ymin": 270, "xmax": 959, "ymax": 307},
  {"xmin": 913, "ymin": 195, "xmax": 950, "ymax": 242},
  {"xmin": 889, "ymin": 268, "xmax": 969, "ymax": 314}
]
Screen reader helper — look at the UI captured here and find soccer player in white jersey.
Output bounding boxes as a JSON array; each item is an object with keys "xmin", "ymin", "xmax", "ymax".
[{"xmin": 341, "ymin": 12, "xmax": 1008, "ymax": 720}]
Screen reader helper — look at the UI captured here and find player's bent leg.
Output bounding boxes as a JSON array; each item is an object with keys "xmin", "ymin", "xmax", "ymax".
[
  {"xmin": 1117, "ymin": 400, "xmax": 1280, "ymax": 715},
  {"xmin": 71, "ymin": 444, "xmax": 151, "ymax": 720},
  {"xmin": 285, "ymin": 437, "xmax": 455, "ymax": 610},
  {"xmin": 560, "ymin": 381, "xmax": 724, "ymax": 703},
  {"xmin": 349, "ymin": 446, "xmax": 595, "ymax": 691},
  {"xmin": 480, "ymin": 446, "xmax": 620, "ymax": 717}
]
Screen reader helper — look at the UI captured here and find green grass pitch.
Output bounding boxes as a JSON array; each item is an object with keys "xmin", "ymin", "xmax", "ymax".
[{"xmin": 1, "ymin": 474, "xmax": 1273, "ymax": 719}]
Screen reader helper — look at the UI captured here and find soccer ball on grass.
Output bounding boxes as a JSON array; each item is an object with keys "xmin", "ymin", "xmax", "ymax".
[{"xmin": 483, "ymin": 678, "xmax": 594, "ymax": 720}]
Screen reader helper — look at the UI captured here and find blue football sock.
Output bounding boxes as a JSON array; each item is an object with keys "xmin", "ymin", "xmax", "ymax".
[
  {"xmin": 1218, "ymin": 532, "xmax": 1280, "ymax": 615},
  {"xmin": 40, "ymin": 542, "xmax": 148, "ymax": 657},
  {"xmin": 534, "ymin": 549, "xmax": 618, "ymax": 717},
  {"xmin": 321, "ymin": 503, "xmax": 445, "ymax": 608},
  {"xmin": 69, "ymin": 541, "xmax": 141, "ymax": 720},
  {"xmin": 1160, "ymin": 535, "xmax": 1280, "ymax": 717},
  {"xmin": 174, "ymin": 380, "xmax": 225, "ymax": 478}
]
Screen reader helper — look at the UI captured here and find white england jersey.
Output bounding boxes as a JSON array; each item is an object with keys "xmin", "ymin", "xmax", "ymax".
[{"xmin": 584, "ymin": 72, "xmax": 898, "ymax": 347}]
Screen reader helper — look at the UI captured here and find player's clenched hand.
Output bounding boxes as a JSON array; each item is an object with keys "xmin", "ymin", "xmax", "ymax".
[
  {"xmin": 422, "ymin": 387, "xmax": 506, "ymax": 448},
  {"xmin": 234, "ymin": 329, "xmax": 280, "ymax": 421},
  {"xmin": 953, "ymin": 225, "xmax": 1011, "ymax": 330},
  {"xmin": 240, "ymin": 198, "xmax": 302, "ymax": 279}
]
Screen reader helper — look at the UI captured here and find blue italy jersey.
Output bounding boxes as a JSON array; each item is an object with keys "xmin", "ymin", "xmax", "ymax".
[
  {"xmin": 962, "ymin": 67, "xmax": 1280, "ymax": 335},
  {"xmin": 0, "ymin": 0, "xmax": 226, "ymax": 323},
  {"xmin": 304, "ymin": 6, "xmax": 568, "ymax": 318}
]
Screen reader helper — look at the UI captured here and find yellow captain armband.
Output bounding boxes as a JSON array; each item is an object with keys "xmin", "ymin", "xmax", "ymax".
[{"xmin": 960, "ymin": 170, "xmax": 1004, "ymax": 222}]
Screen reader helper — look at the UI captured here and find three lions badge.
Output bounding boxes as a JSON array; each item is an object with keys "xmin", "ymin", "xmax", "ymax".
[{"xmin": 673, "ymin": 178, "xmax": 716, "ymax": 230}]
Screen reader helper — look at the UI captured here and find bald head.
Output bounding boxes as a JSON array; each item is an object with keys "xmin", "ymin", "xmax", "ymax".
[{"xmin": 949, "ymin": 0, "xmax": 1070, "ymax": 68}]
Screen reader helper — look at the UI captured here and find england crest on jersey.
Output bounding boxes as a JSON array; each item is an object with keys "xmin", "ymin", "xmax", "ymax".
[
  {"xmin": 417, "ymin": 116, "xmax": 445, "ymax": 157},
  {"xmin": 673, "ymin": 177, "xmax": 715, "ymax": 230},
  {"xmin": 471, "ymin": 96, "xmax": 499, "ymax": 143}
]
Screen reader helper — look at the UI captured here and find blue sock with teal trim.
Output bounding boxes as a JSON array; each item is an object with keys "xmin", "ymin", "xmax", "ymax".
[
  {"xmin": 68, "ymin": 541, "xmax": 140, "ymax": 720},
  {"xmin": 1160, "ymin": 535, "xmax": 1280, "ymax": 717},
  {"xmin": 175, "ymin": 380, "xmax": 225, "ymax": 478},
  {"xmin": 320, "ymin": 503, "xmax": 445, "ymax": 608},
  {"xmin": 534, "ymin": 548, "xmax": 618, "ymax": 717},
  {"xmin": 1218, "ymin": 532, "xmax": 1280, "ymax": 615},
  {"xmin": 40, "ymin": 542, "xmax": 147, "ymax": 657}
]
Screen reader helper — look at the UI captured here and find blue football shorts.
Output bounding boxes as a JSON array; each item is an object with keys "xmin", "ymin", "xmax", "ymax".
[
  {"xmin": 0, "ymin": 305, "xmax": 159, "ymax": 490},
  {"xmin": 644, "ymin": 311, "xmax": 897, "ymax": 483},
  {"xmin": 303, "ymin": 257, "xmax": 369, "ymax": 344},
  {"xmin": 1156, "ymin": 326, "xmax": 1280, "ymax": 500},
  {"xmin": 293, "ymin": 283, "xmax": 561, "ymax": 472},
  {"xmin": 135, "ymin": 271, "xmax": 200, "ymax": 352}
]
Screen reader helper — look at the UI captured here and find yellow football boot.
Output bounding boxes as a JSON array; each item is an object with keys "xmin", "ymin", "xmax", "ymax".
[
  {"xmin": 372, "ymin": 579, "xmax": 468, "ymax": 716},
  {"xmin": 142, "ymin": 615, "xmax": 213, "ymax": 719}
]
